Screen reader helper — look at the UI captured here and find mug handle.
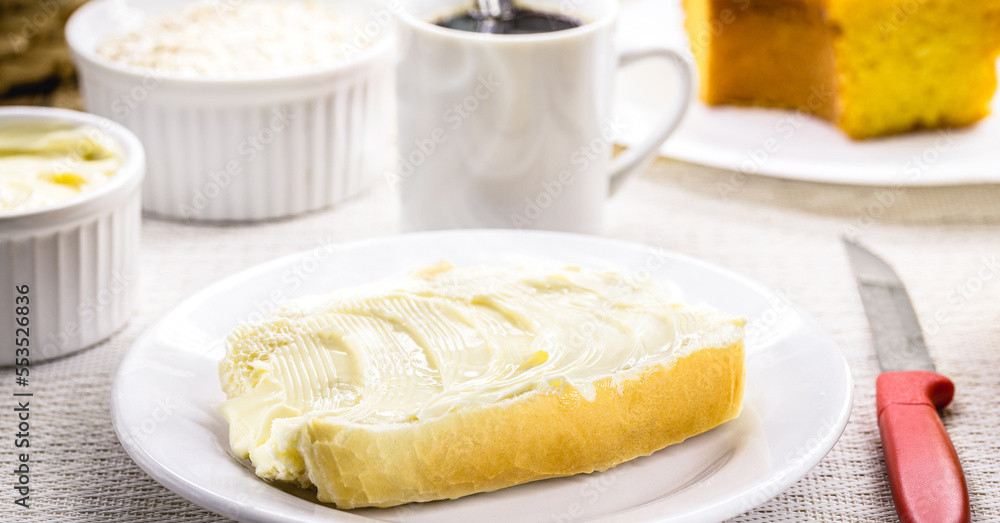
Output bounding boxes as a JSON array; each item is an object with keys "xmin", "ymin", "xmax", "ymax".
[{"xmin": 609, "ymin": 47, "xmax": 693, "ymax": 196}]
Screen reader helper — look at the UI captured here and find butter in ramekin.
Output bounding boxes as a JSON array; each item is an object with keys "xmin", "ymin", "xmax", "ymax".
[{"xmin": 0, "ymin": 122, "xmax": 122, "ymax": 213}]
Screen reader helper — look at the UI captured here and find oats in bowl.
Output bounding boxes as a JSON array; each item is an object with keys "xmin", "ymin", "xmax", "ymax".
[
  {"xmin": 97, "ymin": 0, "xmax": 368, "ymax": 76},
  {"xmin": 66, "ymin": 0, "xmax": 393, "ymax": 221}
]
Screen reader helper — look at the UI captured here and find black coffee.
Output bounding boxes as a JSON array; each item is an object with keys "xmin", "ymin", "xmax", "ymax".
[{"xmin": 436, "ymin": 6, "xmax": 583, "ymax": 34}]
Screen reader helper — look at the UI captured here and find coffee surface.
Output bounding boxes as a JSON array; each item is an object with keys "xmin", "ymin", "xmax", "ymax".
[{"xmin": 436, "ymin": 6, "xmax": 583, "ymax": 34}]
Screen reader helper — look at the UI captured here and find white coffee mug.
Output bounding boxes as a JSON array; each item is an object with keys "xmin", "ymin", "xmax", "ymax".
[{"xmin": 394, "ymin": 0, "xmax": 691, "ymax": 233}]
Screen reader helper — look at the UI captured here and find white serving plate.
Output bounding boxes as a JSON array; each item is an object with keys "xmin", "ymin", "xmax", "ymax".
[
  {"xmin": 111, "ymin": 230, "xmax": 853, "ymax": 523},
  {"xmin": 616, "ymin": 0, "xmax": 1000, "ymax": 186}
]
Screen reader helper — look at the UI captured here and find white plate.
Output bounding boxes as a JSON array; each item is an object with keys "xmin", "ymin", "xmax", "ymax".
[
  {"xmin": 112, "ymin": 230, "xmax": 853, "ymax": 523},
  {"xmin": 616, "ymin": 0, "xmax": 1000, "ymax": 186}
]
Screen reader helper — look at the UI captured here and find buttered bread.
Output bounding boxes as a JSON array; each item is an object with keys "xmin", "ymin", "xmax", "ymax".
[{"xmin": 218, "ymin": 263, "xmax": 745, "ymax": 508}]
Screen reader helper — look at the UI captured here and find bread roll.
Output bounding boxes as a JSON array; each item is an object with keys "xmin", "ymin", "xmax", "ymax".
[{"xmin": 219, "ymin": 263, "xmax": 745, "ymax": 508}]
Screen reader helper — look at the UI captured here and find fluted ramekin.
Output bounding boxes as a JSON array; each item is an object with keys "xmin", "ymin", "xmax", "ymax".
[
  {"xmin": 0, "ymin": 106, "xmax": 145, "ymax": 363},
  {"xmin": 66, "ymin": 0, "xmax": 394, "ymax": 222}
]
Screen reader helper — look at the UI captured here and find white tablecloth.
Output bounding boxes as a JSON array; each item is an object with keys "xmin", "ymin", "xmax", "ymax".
[{"xmin": 3, "ymin": 93, "xmax": 1000, "ymax": 522}]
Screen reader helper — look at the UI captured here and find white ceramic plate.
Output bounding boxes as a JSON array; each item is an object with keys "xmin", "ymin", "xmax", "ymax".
[
  {"xmin": 112, "ymin": 230, "xmax": 853, "ymax": 523},
  {"xmin": 616, "ymin": 0, "xmax": 1000, "ymax": 186}
]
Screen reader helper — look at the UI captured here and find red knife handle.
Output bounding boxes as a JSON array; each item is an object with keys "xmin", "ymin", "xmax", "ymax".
[{"xmin": 876, "ymin": 371, "xmax": 970, "ymax": 523}]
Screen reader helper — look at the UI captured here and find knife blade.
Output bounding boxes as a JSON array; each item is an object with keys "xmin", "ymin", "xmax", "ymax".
[
  {"xmin": 843, "ymin": 239, "xmax": 970, "ymax": 523},
  {"xmin": 844, "ymin": 239, "xmax": 936, "ymax": 373}
]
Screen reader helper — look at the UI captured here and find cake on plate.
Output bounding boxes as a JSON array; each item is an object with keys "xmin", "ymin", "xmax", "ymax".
[{"xmin": 683, "ymin": 0, "xmax": 1000, "ymax": 139}]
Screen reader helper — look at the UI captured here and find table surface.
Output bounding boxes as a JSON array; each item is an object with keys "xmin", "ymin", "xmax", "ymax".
[{"xmin": 2, "ymin": 86, "xmax": 999, "ymax": 523}]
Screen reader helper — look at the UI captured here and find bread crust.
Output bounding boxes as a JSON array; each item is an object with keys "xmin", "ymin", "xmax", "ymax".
[{"xmin": 296, "ymin": 340, "xmax": 745, "ymax": 508}]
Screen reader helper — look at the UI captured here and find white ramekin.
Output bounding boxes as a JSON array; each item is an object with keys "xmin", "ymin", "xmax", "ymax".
[
  {"xmin": 65, "ymin": 0, "xmax": 394, "ymax": 222},
  {"xmin": 0, "ymin": 106, "xmax": 145, "ymax": 363}
]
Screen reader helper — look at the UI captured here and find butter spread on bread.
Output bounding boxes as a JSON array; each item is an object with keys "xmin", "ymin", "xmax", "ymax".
[{"xmin": 219, "ymin": 263, "xmax": 745, "ymax": 508}]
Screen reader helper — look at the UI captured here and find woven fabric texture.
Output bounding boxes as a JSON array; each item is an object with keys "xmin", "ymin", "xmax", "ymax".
[{"xmin": 2, "ymin": 92, "xmax": 999, "ymax": 522}]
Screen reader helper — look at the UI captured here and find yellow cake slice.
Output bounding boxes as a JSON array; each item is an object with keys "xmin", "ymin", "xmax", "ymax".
[
  {"xmin": 683, "ymin": 0, "xmax": 1000, "ymax": 139},
  {"xmin": 218, "ymin": 263, "xmax": 745, "ymax": 508}
]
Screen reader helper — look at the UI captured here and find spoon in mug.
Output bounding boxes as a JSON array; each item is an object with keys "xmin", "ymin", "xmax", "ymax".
[{"xmin": 473, "ymin": 0, "xmax": 514, "ymax": 33}]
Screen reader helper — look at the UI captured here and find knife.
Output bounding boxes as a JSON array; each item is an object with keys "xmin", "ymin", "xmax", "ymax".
[{"xmin": 843, "ymin": 239, "xmax": 970, "ymax": 523}]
